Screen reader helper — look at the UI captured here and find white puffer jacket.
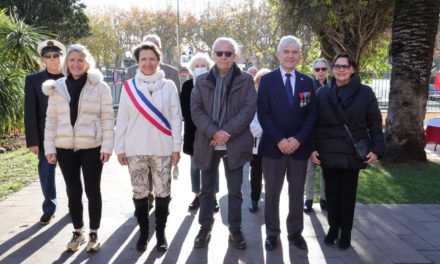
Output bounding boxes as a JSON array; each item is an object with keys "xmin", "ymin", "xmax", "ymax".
[{"xmin": 42, "ymin": 69, "xmax": 115, "ymax": 155}]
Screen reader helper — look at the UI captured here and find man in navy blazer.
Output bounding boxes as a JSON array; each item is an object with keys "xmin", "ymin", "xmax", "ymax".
[
  {"xmin": 24, "ymin": 39, "xmax": 65, "ymax": 225},
  {"xmin": 257, "ymin": 35, "xmax": 317, "ymax": 251}
]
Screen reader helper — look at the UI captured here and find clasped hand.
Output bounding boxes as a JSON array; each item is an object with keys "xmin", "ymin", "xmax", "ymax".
[
  {"xmin": 210, "ymin": 130, "xmax": 231, "ymax": 147},
  {"xmin": 277, "ymin": 137, "xmax": 300, "ymax": 155}
]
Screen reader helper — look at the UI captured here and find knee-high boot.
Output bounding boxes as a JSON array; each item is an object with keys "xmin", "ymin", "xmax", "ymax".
[
  {"xmin": 155, "ymin": 196, "xmax": 171, "ymax": 252},
  {"xmin": 133, "ymin": 197, "xmax": 149, "ymax": 252}
]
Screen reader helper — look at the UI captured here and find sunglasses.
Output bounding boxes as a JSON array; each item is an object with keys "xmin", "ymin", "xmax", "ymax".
[
  {"xmin": 43, "ymin": 54, "xmax": 60, "ymax": 59},
  {"xmin": 215, "ymin": 51, "xmax": 233, "ymax": 57},
  {"xmin": 314, "ymin": 67, "xmax": 327, "ymax": 72},
  {"xmin": 333, "ymin": 64, "xmax": 351, "ymax": 71}
]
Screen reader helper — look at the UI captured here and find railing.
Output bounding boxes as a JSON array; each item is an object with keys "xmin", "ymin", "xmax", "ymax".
[
  {"xmin": 369, "ymin": 78, "xmax": 440, "ymax": 112},
  {"xmin": 105, "ymin": 75, "xmax": 440, "ymax": 112}
]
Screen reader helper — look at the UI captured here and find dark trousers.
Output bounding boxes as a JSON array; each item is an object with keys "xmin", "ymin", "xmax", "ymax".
[
  {"xmin": 263, "ymin": 156, "xmax": 307, "ymax": 236},
  {"xmin": 199, "ymin": 150, "xmax": 243, "ymax": 231},
  {"xmin": 250, "ymin": 154, "xmax": 263, "ymax": 202},
  {"xmin": 38, "ymin": 151, "xmax": 57, "ymax": 214},
  {"xmin": 57, "ymin": 147, "xmax": 103, "ymax": 230},
  {"xmin": 322, "ymin": 168, "xmax": 360, "ymax": 232}
]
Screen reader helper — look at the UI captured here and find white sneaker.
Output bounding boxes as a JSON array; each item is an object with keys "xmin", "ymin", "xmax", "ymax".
[
  {"xmin": 86, "ymin": 233, "xmax": 101, "ymax": 252},
  {"xmin": 67, "ymin": 231, "xmax": 85, "ymax": 252}
]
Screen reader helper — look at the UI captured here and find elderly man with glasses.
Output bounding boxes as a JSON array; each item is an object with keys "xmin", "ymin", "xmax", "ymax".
[
  {"xmin": 24, "ymin": 39, "xmax": 66, "ymax": 225},
  {"xmin": 191, "ymin": 37, "xmax": 256, "ymax": 249}
]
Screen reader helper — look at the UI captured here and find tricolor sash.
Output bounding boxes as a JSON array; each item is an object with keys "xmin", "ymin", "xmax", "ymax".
[{"xmin": 123, "ymin": 78, "xmax": 172, "ymax": 136}]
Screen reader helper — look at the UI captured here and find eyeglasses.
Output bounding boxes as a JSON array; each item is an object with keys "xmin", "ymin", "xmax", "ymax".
[
  {"xmin": 333, "ymin": 64, "xmax": 351, "ymax": 71},
  {"xmin": 314, "ymin": 67, "xmax": 328, "ymax": 72},
  {"xmin": 43, "ymin": 54, "xmax": 60, "ymax": 59},
  {"xmin": 215, "ymin": 51, "xmax": 233, "ymax": 57}
]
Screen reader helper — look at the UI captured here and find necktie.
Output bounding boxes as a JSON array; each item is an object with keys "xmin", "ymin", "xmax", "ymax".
[{"xmin": 285, "ymin": 73, "xmax": 294, "ymax": 105}]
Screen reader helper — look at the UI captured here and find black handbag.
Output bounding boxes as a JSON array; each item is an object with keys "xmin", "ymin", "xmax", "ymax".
[{"xmin": 343, "ymin": 124, "xmax": 371, "ymax": 161}]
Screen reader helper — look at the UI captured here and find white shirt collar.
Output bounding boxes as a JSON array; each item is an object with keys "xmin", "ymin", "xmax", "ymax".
[{"xmin": 279, "ymin": 67, "xmax": 296, "ymax": 78}]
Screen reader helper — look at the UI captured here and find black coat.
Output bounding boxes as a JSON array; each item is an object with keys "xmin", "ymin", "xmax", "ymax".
[
  {"xmin": 180, "ymin": 79, "xmax": 197, "ymax": 155},
  {"xmin": 24, "ymin": 70, "xmax": 63, "ymax": 150},
  {"xmin": 315, "ymin": 73, "xmax": 385, "ymax": 169}
]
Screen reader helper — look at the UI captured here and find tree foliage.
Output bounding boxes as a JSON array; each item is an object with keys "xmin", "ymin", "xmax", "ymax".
[
  {"xmin": 0, "ymin": 10, "xmax": 47, "ymax": 133},
  {"xmin": 275, "ymin": 0, "xmax": 394, "ymax": 70},
  {"xmin": 0, "ymin": 0, "xmax": 90, "ymax": 44}
]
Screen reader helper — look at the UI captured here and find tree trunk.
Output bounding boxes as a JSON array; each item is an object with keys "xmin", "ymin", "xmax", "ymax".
[{"xmin": 385, "ymin": 0, "xmax": 440, "ymax": 163}]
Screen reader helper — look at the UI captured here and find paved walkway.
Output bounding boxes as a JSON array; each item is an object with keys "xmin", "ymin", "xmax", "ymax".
[{"xmin": 0, "ymin": 145, "xmax": 440, "ymax": 264}]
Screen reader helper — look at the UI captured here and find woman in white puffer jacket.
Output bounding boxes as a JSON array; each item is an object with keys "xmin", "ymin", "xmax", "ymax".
[{"xmin": 43, "ymin": 44, "xmax": 114, "ymax": 253}]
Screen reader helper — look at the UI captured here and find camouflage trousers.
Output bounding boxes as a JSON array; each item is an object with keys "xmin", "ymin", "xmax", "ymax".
[{"xmin": 127, "ymin": 155, "xmax": 172, "ymax": 199}]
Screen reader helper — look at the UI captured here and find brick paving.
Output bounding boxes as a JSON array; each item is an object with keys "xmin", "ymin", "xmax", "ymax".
[{"xmin": 0, "ymin": 144, "xmax": 439, "ymax": 263}]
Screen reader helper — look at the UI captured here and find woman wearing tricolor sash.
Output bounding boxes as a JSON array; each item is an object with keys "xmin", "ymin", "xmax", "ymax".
[{"xmin": 114, "ymin": 42, "xmax": 182, "ymax": 252}]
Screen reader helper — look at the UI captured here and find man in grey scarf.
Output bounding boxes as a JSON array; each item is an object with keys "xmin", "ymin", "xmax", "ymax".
[{"xmin": 191, "ymin": 37, "xmax": 256, "ymax": 249}]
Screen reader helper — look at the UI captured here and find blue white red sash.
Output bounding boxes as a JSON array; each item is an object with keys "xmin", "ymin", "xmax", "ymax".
[{"xmin": 123, "ymin": 78, "xmax": 172, "ymax": 136}]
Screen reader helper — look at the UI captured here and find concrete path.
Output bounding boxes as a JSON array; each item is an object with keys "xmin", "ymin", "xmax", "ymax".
[{"xmin": 0, "ymin": 144, "xmax": 439, "ymax": 263}]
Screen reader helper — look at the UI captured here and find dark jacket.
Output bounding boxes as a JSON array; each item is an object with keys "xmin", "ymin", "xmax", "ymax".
[
  {"xmin": 180, "ymin": 79, "xmax": 196, "ymax": 155},
  {"xmin": 313, "ymin": 78, "xmax": 327, "ymax": 91},
  {"xmin": 315, "ymin": 73, "xmax": 385, "ymax": 169},
  {"xmin": 24, "ymin": 70, "xmax": 63, "ymax": 150},
  {"xmin": 191, "ymin": 64, "xmax": 257, "ymax": 170},
  {"xmin": 257, "ymin": 68, "xmax": 317, "ymax": 160}
]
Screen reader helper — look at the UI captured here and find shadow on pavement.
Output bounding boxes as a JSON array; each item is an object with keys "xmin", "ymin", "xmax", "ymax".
[{"xmin": 1, "ymin": 213, "xmax": 70, "ymax": 263}]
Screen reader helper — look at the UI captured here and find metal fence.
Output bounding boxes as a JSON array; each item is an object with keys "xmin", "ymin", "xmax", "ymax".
[
  {"xmin": 368, "ymin": 78, "xmax": 440, "ymax": 112},
  {"xmin": 105, "ymin": 75, "xmax": 440, "ymax": 112}
]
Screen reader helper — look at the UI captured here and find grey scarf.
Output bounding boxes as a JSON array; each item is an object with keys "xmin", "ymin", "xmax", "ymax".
[{"xmin": 211, "ymin": 65, "xmax": 234, "ymax": 127}]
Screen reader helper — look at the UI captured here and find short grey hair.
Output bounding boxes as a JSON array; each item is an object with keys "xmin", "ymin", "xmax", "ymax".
[
  {"xmin": 188, "ymin": 53, "xmax": 213, "ymax": 75},
  {"xmin": 277, "ymin": 35, "xmax": 302, "ymax": 54},
  {"xmin": 212, "ymin": 37, "xmax": 239, "ymax": 55},
  {"xmin": 312, "ymin": 57, "xmax": 329, "ymax": 68},
  {"xmin": 62, "ymin": 44, "xmax": 96, "ymax": 76},
  {"xmin": 143, "ymin": 34, "xmax": 162, "ymax": 49}
]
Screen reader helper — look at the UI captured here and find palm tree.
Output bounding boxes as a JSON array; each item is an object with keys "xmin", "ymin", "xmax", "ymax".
[
  {"xmin": 0, "ymin": 10, "xmax": 47, "ymax": 133},
  {"xmin": 384, "ymin": 0, "xmax": 440, "ymax": 163}
]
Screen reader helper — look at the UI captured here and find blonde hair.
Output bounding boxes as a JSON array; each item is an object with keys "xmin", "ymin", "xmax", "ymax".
[
  {"xmin": 62, "ymin": 44, "xmax": 96, "ymax": 76},
  {"xmin": 254, "ymin": 68, "xmax": 271, "ymax": 90}
]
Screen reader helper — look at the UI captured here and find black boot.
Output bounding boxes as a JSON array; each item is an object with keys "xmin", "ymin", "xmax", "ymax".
[
  {"xmin": 133, "ymin": 198, "xmax": 149, "ymax": 252},
  {"xmin": 324, "ymin": 227, "xmax": 339, "ymax": 245},
  {"xmin": 339, "ymin": 230, "xmax": 351, "ymax": 249},
  {"xmin": 155, "ymin": 196, "xmax": 171, "ymax": 252}
]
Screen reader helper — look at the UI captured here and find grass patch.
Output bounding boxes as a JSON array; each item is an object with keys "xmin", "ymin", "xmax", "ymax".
[
  {"xmin": 0, "ymin": 148, "xmax": 38, "ymax": 200},
  {"xmin": 313, "ymin": 161, "xmax": 440, "ymax": 204}
]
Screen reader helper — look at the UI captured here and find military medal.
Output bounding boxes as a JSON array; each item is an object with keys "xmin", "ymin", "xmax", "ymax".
[
  {"xmin": 299, "ymin": 92, "xmax": 304, "ymax": 107},
  {"xmin": 303, "ymin": 91, "xmax": 309, "ymax": 106}
]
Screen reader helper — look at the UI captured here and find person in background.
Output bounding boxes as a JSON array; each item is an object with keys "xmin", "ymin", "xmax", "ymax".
[
  {"xmin": 311, "ymin": 53, "xmax": 384, "ymax": 249},
  {"xmin": 180, "ymin": 53, "xmax": 220, "ymax": 212},
  {"xmin": 248, "ymin": 68, "xmax": 270, "ymax": 213},
  {"xmin": 191, "ymin": 37, "xmax": 256, "ymax": 249},
  {"xmin": 24, "ymin": 39, "xmax": 65, "ymax": 225},
  {"xmin": 115, "ymin": 42, "xmax": 182, "ymax": 252},
  {"xmin": 248, "ymin": 66, "xmax": 258, "ymax": 78},
  {"xmin": 43, "ymin": 44, "xmax": 114, "ymax": 252},
  {"xmin": 258, "ymin": 35, "xmax": 316, "ymax": 251},
  {"xmin": 125, "ymin": 34, "xmax": 181, "ymax": 210},
  {"xmin": 304, "ymin": 57, "xmax": 330, "ymax": 212}
]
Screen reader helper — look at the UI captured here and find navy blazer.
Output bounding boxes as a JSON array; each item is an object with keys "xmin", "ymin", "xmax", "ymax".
[
  {"xmin": 24, "ymin": 70, "xmax": 63, "ymax": 150},
  {"xmin": 257, "ymin": 68, "xmax": 317, "ymax": 159}
]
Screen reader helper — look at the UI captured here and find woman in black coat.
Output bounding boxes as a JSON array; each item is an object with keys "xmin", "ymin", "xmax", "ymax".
[
  {"xmin": 311, "ymin": 54, "xmax": 385, "ymax": 249},
  {"xmin": 180, "ymin": 53, "xmax": 220, "ymax": 211}
]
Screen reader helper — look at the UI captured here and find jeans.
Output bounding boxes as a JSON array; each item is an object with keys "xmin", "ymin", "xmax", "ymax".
[
  {"xmin": 190, "ymin": 156, "xmax": 219, "ymax": 194},
  {"xmin": 38, "ymin": 151, "xmax": 57, "ymax": 215}
]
